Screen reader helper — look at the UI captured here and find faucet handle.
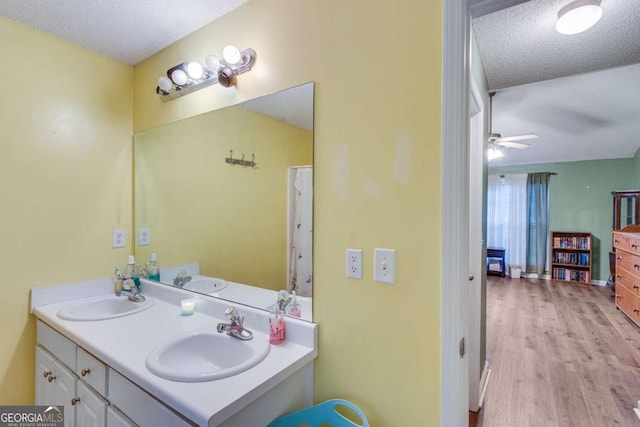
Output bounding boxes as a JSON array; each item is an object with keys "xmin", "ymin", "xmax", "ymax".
[{"xmin": 224, "ymin": 307, "xmax": 243, "ymax": 326}]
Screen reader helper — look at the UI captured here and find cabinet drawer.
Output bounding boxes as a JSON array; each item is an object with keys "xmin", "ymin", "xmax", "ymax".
[
  {"xmin": 37, "ymin": 321, "xmax": 77, "ymax": 370},
  {"xmin": 614, "ymin": 233, "xmax": 640, "ymax": 256},
  {"xmin": 616, "ymin": 266, "xmax": 640, "ymax": 296},
  {"xmin": 616, "ymin": 250, "xmax": 640, "ymax": 275},
  {"xmin": 77, "ymin": 347, "xmax": 107, "ymax": 396},
  {"xmin": 616, "ymin": 283, "xmax": 640, "ymax": 326},
  {"xmin": 108, "ymin": 369, "xmax": 193, "ymax": 427}
]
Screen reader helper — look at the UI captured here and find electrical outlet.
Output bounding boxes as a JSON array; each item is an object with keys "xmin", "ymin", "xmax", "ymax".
[
  {"xmin": 346, "ymin": 249, "xmax": 363, "ymax": 279},
  {"xmin": 374, "ymin": 248, "xmax": 396, "ymax": 284},
  {"xmin": 138, "ymin": 228, "xmax": 151, "ymax": 246},
  {"xmin": 112, "ymin": 229, "xmax": 126, "ymax": 248}
]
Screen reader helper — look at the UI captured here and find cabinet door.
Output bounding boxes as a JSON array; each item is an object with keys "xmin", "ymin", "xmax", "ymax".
[
  {"xmin": 53, "ymin": 359, "xmax": 77, "ymax": 427},
  {"xmin": 106, "ymin": 407, "xmax": 137, "ymax": 427},
  {"xmin": 75, "ymin": 381, "xmax": 107, "ymax": 427},
  {"xmin": 35, "ymin": 346, "xmax": 57, "ymax": 405}
]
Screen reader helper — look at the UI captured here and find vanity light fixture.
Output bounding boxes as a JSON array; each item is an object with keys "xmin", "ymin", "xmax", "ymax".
[
  {"xmin": 156, "ymin": 45, "xmax": 256, "ymax": 102},
  {"xmin": 555, "ymin": 0, "xmax": 603, "ymax": 35}
]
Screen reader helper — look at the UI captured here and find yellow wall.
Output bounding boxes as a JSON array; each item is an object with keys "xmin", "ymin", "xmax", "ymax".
[
  {"xmin": 0, "ymin": 17, "xmax": 133, "ymax": 403},
  {"xmin": 135, "ymin": 107, "xmax": 312, "ymax": 290},
  {"xmin": 134, "ymin": 0, "xmax": 442, "ymax": 425}
]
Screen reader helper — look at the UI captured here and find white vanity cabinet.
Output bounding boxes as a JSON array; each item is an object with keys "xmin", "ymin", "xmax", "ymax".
[
  {"xmin": 36, "ymin": 321, "xmax": 111, "ymax": 427},
  {"xmin": 36, "ymin": 346, "xmax": 77, "ymax": 427},
  {"xmin": 36, "ymin": 320, "xmax": 190, "ymax": 427}
]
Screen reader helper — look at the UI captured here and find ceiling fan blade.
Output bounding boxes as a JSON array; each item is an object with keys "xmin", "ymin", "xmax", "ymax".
[
  {"xmin": 496, "ymin": 140, "xmax": 529, "ymax": 149},
  {"xmin": 497, "ymin": 133, "xmax": 538, "ymax": 142}
]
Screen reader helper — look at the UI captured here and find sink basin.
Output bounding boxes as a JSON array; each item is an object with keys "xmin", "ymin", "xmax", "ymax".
[
  {"xmin": 183, "ymin": 276, "xmax": 228, "ymax": 294},
  {"xmin": 57, "ymin": 295, "xmax": 154, "ymax": 321},
  {"xmin": 146, "ymin": 331, "xmax": 270, "ymax": 382}
]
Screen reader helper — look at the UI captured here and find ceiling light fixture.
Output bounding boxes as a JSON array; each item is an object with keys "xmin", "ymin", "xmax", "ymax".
[
  {"xmin": 156, "ymin": 45, "xmax": 256, "ymax": 102},
  {"xmin": 488, "ymin": 146, "xmax": 504, "ymax": 161},
  {"xmin": 555, "ymin": 0, "xmax": 603, "ymax": 35}
]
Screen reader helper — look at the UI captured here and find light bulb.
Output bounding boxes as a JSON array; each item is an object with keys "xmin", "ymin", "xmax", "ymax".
[
  {"xmin": 186, "ymin": 62, "xmax": 204, "ymax": 80},
  {"xmin": 157, "ymin": 76, "xmax": 173, "ymax": 92},
  {"xmin": 556, "ymin": 0, "xmax": 602, "ymax": 35},
  {"xmin": 222, "ymin": 45, "xmax": 242, "ymax": 65},
  {"xmin": 204, "ymin": 55, "xmax": 221, "ymax": 72},
  {"xmin": 488, "ymin": 147, "xmax": 504, "ymax": 161},
  {"xmin": 171, "ymin": 69, "xmax": 188, "ymax": 86}
]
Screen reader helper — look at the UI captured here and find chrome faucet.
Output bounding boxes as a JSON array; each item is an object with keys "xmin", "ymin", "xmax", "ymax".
[
  {"xmin": 173, "ymin": 271, "xmax": 192, "ymax": 288},
  {"xmin": 217, "ymin": 307, "xmax": 253, "ymax": 340},
  {"xmin": 121, "ymin": 278, "xmax": 146, "ymax": 302}
]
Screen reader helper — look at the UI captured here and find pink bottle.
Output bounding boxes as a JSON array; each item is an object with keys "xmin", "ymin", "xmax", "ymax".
[
  {"xmin": 288, "ymin": 291, "xmax": 302, "ymax": 318},
  {"xmin": 269, "ymin": 300, "xmax": 286, "ymax": 345}
]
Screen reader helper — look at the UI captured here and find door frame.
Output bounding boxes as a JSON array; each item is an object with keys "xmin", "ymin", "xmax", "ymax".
[
  {"xmin": 468, "ymin": 75, "xmax": 486, "ymax": 412},
  {"xmin": 441, "ymin": 1, "xmax": 470, "ymax": 425}
]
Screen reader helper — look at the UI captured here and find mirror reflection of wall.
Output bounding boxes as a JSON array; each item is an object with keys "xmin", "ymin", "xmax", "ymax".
[{"xmin": 134, "ymin": 83, "xmax": 313, "ymax": 318}]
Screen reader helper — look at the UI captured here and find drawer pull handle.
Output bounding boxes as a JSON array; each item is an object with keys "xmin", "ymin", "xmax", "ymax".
[
  {"xmin": 617, "ymin": 275, "xmax": 622, "ymax": 280},
  {"xmin": 634, "ymin": 308, "xmax": 640, "ymax": 314},
  {"xmin": 633, "ymin": 244, "xmax": 638, "ymax": 249},
  {"xmin": 81, "ymin": 368, "xmax": 91, "ymax": 377},
  {"xmin": 617, "ymin": 256, "xmax": 622, "ymax": 261},
  {"xmin": 616, "ymin": 295, "xmax": 622, "ymax": 299},
  {"xmin": 634, "ymin": 285, "xmax": 639, "ymax": 290},
  {"xmin": 615, "ymin": 239, "xmax": 620, "ymax": 243},
  {"xmin": 47, "ymin": 375, "xmax": 56, "ymax": 383},
  {"xmin": 71, "ymin": 398, "xmax": 81, "ymax": 406},
  {"xmin": 43, "ymin": 371, "xmax": 51, "ymax": 379},
  {"xmin": 635, "ymin": 264, "xmax": 640, "ymax": 270}
]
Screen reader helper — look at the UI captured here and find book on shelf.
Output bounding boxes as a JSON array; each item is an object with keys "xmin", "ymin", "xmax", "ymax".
[{"xmin": 552, "ymin": 236, "xmax": 591, "ymax": 250}]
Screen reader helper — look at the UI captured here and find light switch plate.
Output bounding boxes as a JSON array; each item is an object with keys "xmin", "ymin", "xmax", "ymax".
[
  {"xmin": 112, "ymin": 229, "xmax": 126, "ymax": 248},
  {"xmin": 346, "ymin": 249, "xmax": 363, "ymax": 279},
  {"xmin": 138, "ymin": 228, "xmax": 151, "ymax": 246},
  {"xmin": 374, "ymin": 248, "xmax": 396, "ymax": 284}
]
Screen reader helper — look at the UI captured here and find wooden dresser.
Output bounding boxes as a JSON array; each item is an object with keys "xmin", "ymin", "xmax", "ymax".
[{"xmin": 613, "ymin": 224, "xmax": 640, "ymax": 326}]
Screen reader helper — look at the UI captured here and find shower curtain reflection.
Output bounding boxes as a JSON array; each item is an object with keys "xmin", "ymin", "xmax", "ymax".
[{"xmin": 288, "ymin": 167, "xmax": 313, "ymax": 297}]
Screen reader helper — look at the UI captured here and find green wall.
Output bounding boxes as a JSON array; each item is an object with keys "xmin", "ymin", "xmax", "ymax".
[
  {"xmin": 490, "ymin": 158, "xmax": 635, "ymax": 282},
  {"xmin": 632, "ymin": 148, "xmax": 640, "ymax": 184}
]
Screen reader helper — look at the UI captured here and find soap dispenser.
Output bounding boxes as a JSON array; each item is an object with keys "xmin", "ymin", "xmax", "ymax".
[
  {"xmin": 123, "ymin": 255, "xmax": 141, "ymax": 291},
  {"xmin": 269, "ymin": 297, "xmax": 286, "ymax": 345},
  {"xmin": 147, "ymin": 253, "xmax": 160, "ymax": 281}
]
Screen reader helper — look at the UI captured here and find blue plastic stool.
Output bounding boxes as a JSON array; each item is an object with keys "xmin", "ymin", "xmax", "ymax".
[{"xmin": 266, "ymin": 399, "xmax": 369, "ymax": 427}]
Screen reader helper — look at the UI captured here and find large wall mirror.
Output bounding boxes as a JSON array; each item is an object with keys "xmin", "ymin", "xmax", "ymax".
[{"xmin": 134, "ymin": 83, "xmax": 314, "ymax": 321}]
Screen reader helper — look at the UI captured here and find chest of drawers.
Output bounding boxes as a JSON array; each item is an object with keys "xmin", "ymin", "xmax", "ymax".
[{"xmin": 613, "ymin": 225, "xmax": 640, "ymax": 326}]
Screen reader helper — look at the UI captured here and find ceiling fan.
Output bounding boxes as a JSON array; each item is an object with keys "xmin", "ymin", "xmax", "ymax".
[{"xmin": 488, "ymin": 91, "xmax": 538, "ymax": 150}]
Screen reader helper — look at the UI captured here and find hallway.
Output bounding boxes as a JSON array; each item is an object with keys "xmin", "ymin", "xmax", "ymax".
[{"xmin": 478, "ymin": 277, "xmax": 640, "ymax": 426}]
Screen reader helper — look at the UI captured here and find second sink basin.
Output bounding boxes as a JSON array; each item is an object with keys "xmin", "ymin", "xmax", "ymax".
[
  {"xmin": 182, "ymin": 276, "xmax": 228, "ymax": 294},
  {"xmin": 57, "ymin": 294, "xmax": 154, "ymax": 321},
  {"xmin": 145, "ymin": 331, "xmax": 270, "ymax": 382}
]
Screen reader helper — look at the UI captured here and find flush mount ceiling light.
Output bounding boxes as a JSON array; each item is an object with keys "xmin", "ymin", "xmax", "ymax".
[
  {"xmin": 156, "ymin": 45, "xmax": 256, "ymax": 102},
  {"xmin": 556, "ymin": 0, "xmax": 603, "ymax": 35}
]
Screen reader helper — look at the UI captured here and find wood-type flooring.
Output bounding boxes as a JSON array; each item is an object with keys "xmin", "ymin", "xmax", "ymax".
[{"xmin": 476, "ymin": 277, "xmax": 640, "ymax": 426}]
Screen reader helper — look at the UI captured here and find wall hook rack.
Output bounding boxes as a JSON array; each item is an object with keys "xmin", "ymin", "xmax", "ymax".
[{"xmin": 225, "ymin": 150, "xmax": 257, "ymax": 168}]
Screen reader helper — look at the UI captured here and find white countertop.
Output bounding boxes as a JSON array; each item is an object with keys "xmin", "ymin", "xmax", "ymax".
[{"xmin": 32, "ymin": 278, "xmax": 317, "ymax": 426}]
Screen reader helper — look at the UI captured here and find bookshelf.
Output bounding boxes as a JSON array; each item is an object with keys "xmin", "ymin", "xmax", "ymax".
[{"xmin": 551, "ymin": 231, "xmax": 592, "ymax": 285}]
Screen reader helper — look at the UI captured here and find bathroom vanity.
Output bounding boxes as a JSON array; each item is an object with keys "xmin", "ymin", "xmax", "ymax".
[{"xmin": 31, "ymin": 278, "xmax": 317, "ymax": 426}]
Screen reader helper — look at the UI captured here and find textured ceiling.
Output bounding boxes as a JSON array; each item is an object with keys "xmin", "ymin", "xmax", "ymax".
[
  {"xmin": 474, "ymin": 0, "xmax": 640, "ymax": 90},
  {"xmin": 0, "ymin": 0, "xmax": 249, "ymax": 65}
]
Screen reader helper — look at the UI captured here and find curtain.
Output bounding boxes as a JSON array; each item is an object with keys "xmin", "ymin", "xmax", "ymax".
[
  {"xmin": 487, "ymin": 174, "xmax": 528, "ymax": 270},
  {"xmin": 526, "ymin": 173, "xmax": 550, "ymax": 275},
  {"xmin": 288, "ymin": 167, "xmax": 313, "ymax": 297}
]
